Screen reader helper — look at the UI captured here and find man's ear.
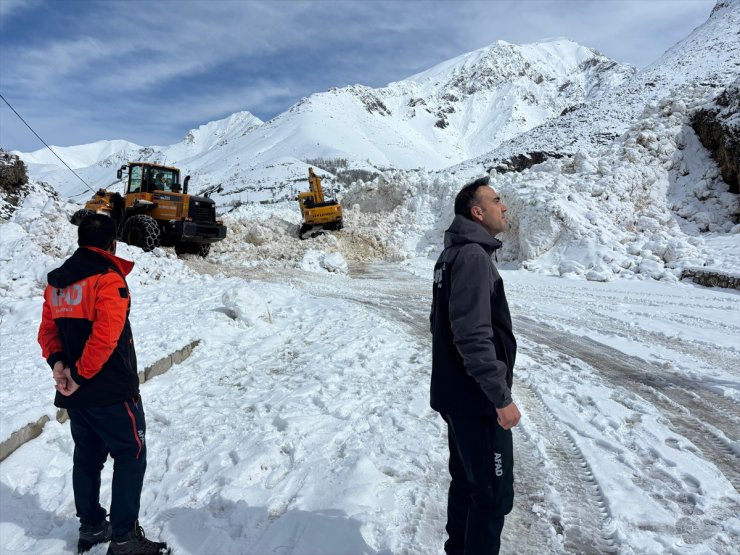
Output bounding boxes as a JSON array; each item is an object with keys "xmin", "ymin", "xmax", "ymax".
[
  {"xmin": 470, "ymin": 205, "xmax": 483, "ymax": 223},
  {"xmin": 108, "ymin": 240, "xmax": 117, "ymax": 254}
]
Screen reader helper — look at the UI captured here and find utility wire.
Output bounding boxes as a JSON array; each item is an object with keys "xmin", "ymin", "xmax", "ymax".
[{"xmin": 1, "ymin": 93, "xmax": 95, "ymax": 194}]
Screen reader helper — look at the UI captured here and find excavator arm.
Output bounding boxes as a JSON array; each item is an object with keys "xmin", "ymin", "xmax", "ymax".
[{"xmin": 308, "ymin": 167, "xmax": 325, "ymax": 204}]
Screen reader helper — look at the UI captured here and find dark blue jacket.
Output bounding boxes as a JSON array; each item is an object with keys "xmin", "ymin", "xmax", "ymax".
[{"xmin": 430, "ymin": 215, "xmax": 517, "ymax": 415}]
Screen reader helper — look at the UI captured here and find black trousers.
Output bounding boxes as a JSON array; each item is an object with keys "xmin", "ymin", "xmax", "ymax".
[
  {"xmin": 443, "ymin": 412, "xmax": 514, "ymax": 555},
  {"xmin": 68, "ymin": 397, "xmax": 147, "ymax": 537}
]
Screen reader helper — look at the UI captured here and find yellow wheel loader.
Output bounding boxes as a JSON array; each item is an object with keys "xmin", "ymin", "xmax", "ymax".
[
  {"xmin": 70, "ymin": 162, "xmax": 227, "ymax": 257},
  {"xmin": 297, "ymin": 167, "xmax": 343, "ymax": 239}
]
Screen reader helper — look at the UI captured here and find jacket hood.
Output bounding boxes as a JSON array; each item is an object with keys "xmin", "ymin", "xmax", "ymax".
[
  {"xmin": 48, "ymin": 247, "xmax": 134, "ymax": 288},
  {"xmin": 444, "ymin": 215, "xmax": 502, "ymax": 254}
]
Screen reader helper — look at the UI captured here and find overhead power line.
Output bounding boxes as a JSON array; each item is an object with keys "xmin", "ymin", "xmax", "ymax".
[{"xmin": 0, "ymin": 93, "xmax": 95, "ymax": 194}]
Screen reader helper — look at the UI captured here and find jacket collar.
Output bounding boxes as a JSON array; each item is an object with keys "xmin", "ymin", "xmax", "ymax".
[
  {"xmin": 83, "ymin": 247, "xmax": 134, "ymax": 277},
  {"xmin": 443, "ymin": 215, "xmax": 502, "ymax": 255}
]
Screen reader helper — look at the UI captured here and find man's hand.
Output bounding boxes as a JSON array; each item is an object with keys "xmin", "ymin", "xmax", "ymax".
[
  {"xmin": 496, "ymin": 401, "xmax": 521, "ymax": 430},
  {"xmin": 52, "ymin": 361, "xmax": 67, "ymax": 388},
  {"xmin": 56, "ymin": 366, "xmax": 80, "ymax": 396}
]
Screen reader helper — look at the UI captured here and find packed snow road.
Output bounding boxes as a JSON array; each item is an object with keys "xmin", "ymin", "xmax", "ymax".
[
  {"xmin": 185, "ymin": 257, "xmax": 740, "ymax": 554},
  {"xmin": 2, "ymin": 246, "xmax": 738, "ymax": 554}
]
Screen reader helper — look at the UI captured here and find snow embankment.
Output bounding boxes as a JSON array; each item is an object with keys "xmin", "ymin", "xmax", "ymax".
[{"xmin": 338, "ymin": 85, "xmax": 739, "ymax": 282}]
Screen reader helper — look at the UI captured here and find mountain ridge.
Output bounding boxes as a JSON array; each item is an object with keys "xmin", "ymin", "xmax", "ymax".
[{"xmin": 18, "ymin": 38, "xmax": 635, "ymax": 200}]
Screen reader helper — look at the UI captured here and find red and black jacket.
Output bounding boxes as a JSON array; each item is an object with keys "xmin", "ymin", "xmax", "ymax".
[{"xmin": 38, "ymin": 247, "xmax": 139, "ymax": 408}]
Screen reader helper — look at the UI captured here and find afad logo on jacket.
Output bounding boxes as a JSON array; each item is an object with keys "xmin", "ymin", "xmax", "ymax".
[
  {"xmin": 434, "ymin": 263, "xmax": 448, "ymax": 289},
  {"xmin": 51, "ymin": 281, "xmax": 87, "ymax": 315}
]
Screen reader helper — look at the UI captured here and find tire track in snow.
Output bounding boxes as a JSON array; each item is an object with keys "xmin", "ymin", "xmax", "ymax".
[
  {"xmin": 505, "ymin": 281, "xmax": 740, "ymax": 379},
  {"xmin": 514, "ymin": 378, "xmax": 618, "ymax": 554},
  {"xmin": 516, "ymin": 315, "xmax": 740, "ymax": 492},
  {"xmin": 188, "ymin": 259, "xmax": 626, "ymax": 553},
  {"xmin": 267, "ymin": 265, "xmax": 576, "ymax": 554}
]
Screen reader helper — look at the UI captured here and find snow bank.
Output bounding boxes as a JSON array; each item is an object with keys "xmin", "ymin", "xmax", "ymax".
[
  {"xmin": 221, "ymin": 286, "xmax": 272, "ymax": 325},
  {"xmin": 299, "ymin": 250, "xmax": 349, "ymax": 274},
  {"xmin": 338, "ymin": 85, "xmax": 739, "ymax": 282}
]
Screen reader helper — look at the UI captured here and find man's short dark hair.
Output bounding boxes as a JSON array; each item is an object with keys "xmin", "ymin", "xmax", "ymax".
[
  {"xmin": 78, "ymin": 213, "xmax": 117, "ymax": 249},
  {"xmin": 454, "ymin": 176, "xmax": 491, "ymax": 218}
]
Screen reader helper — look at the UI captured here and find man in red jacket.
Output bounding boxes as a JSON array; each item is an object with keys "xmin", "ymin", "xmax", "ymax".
[{"xmin": 39, "ymin": 214, "xmax": 169, "ymax": 555}]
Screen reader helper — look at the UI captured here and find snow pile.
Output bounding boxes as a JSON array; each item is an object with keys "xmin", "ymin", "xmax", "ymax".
[
  {"xmin": 342, "ymin": 171, "xmax": 458, "ymax": 258},
  {"xmin": 221, "ymin": 285, "xmax": 271, "ymax": 326},
  {"xmin": 0, "ymin": 189, "xmax": 78, "ymax": 298},
  {"xmin": 207, "ymin": 201, "xmax": 403, "ymax": 270},
  {"xmin": 299, "ymin": 249, "xmax": 348, "ymax": 274},
  {"xmin": 338, "ymin": 84, "xmax": 739, "ymax": 282},
  {"xmin": 499, "ymin": 86, "xmax": 738, "ymax": 279}
]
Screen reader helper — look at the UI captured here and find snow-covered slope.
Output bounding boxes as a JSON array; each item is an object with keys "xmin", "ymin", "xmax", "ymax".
[
  {"xmin": 19, "ymin": 39, "xmax": 633, "ymax": 201},
  {"xmin": 469, "ymin": 0, "xmax": 740, "ymax": 169},
  {"xmin": 17, "ymin": 139, "xmax": 143, "ymax": 170}
]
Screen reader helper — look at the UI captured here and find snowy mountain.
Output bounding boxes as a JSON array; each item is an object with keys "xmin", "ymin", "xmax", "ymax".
[
  {"xmin": 471, "ymin": 0, "xmax": 740, "ymax": 169},
  {"xmin": 18, "ymin": 139, "xmax": 143, "ymax": 169},
  {"xmin": 17, "ymin": 39, "xmax": 633, "ymax": 200},
  {"xmin": 10, "ymin": 0, "xmax": 740, "ymax": 282}
]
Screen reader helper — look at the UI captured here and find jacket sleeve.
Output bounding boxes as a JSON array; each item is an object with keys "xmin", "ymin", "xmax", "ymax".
[
  {"xmin": 448, "ymin": 247, "xmax": 512, "ymax": 408},
  {"xmin": 71, "ymin": 272, "xmax": 129, "ymax": 384},
  {"xmin": 38, "ymin": 288, "xmax": 66, "ymax": 369}
]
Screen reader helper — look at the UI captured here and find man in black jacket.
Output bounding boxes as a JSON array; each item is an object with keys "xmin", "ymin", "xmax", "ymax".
[
  {"xmin": 430, "ymin": 176, "xmax": 520, "ymax": 555},
  {"xmin": 39, "ymin": 214, "xmax": 170, "ymax": 555}
]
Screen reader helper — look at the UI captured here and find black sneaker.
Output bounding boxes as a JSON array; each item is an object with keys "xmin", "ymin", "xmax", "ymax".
[
  {"xmin": 106, "ymin": 521, "xmax": 171, "ymax": 555},
  {"xmin": 78, "ymin": 519, "xmax": 112, "ymax": 554}
]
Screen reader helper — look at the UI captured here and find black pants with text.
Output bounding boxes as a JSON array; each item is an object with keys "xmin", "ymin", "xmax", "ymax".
[
  {"xmin": 68, "ymin": 397, "xmax": 147, "ymax": 537},
  {"xmin": 443, "ymin": 412, "xmax": 514, "ymax": 555}
]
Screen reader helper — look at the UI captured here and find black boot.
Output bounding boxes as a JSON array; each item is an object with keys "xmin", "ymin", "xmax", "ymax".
[
  {"xmin": 106, "ymin": 521, "xmax": 170, "ymax": 555},
  {"xmin": 78, "ymin": 518, "xmax": 112, "ymax": 554}
]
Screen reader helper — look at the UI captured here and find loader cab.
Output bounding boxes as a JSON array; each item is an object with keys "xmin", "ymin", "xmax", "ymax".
[{"xmin": 118, "ymin": 163, "xmax": 188, "ymax": 195}]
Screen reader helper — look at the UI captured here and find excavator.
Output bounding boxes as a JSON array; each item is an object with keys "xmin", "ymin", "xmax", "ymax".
[
  {"xmin": 297, "ymin": 167, "xmax": 343, "ymax": 239},
  {"xmin": 70, "ymin": 162, "xmax": 227, "ymax": 257}
]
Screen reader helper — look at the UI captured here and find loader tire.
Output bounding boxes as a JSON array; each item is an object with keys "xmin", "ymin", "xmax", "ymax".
[
  {"xmin": 175, "ymin": 242, "xmax": 211, "ymax": 258},
  {"xmin": 70, "ymin": 209, "xmax": 94, "ymax": 226},
  {"xmin": 121, "ymin": 215, "xmax": 161, "ymax": 252}
]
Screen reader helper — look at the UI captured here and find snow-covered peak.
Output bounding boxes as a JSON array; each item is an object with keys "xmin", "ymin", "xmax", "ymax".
[
  {"xmin": 641, "ymin": 0, "xmax": 740, "ymax": 87},
  {"xmin": 466, "ymin": 0, "xmax": 739, "ymax": 170},
  {"xmin": 407, "ymin": 38, "xmax": 626, "ymax": 93},
  {"xmin": 17, "ymin": 139, "xmax": 143, "ymax": 170},
  {"xmin": 180, "ymin": 111, "xmax": 263, "ymax": 152}
]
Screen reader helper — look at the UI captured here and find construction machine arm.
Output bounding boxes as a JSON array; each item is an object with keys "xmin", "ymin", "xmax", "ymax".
[{"xmin": 308, "ymin": 167, "xmax": 325, "ymax": 204}]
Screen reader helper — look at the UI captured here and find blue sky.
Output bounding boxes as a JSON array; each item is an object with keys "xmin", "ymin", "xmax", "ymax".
[{"xmin": 1, "ymin": 0, "xmax": 717, "ymax": 153}]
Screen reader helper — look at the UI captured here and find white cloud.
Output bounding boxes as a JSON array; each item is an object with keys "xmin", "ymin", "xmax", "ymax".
[
  {"xmin": 1, "ymin": 0, "xmax": 722, "ymax": 151},
  {"xmin": 0, "ymin": 0, "xmax": 41, "ymax": 23}
]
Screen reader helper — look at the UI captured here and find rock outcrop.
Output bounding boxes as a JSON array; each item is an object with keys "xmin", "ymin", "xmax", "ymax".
[{"xmin": 691, "ymin": 79, "xmax": 740, "ymax": 194}]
